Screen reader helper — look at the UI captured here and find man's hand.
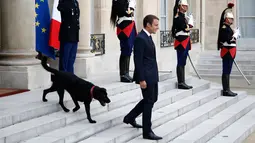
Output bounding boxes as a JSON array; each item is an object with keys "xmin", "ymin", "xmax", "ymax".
[{"xmin": 140, "ymin": 81, "xmax": 147, "ymax": 89}]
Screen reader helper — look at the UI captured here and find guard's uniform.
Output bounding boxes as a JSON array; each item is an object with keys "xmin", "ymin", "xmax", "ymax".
[
  {"xmin": 115, "ymin": 0, "xmax": 137, "ymax": 57},
  {"xmin": 219, "ymin": 24, "xmax": 236, "ymax": 74},
  {"xmin": 58, "ymin": 0, "xmax": 80, "ymax": 74},
  {"xmin": 171, "ymin": 0, "xmax": 193, "ymax": 89},
  {"xmin": 217, "ymin": 1, "xmax": 237, "ymax": 97},
  {"xmin": 111, "ymin": 0, "xmax": 137, "ymax": 82},
  {"xmin": 173, "ymin": 12, "xmax": 192, "ymax": 67}
]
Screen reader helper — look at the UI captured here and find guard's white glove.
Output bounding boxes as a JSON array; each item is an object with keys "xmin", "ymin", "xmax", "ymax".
[
  {"xmin": 186, "ymin": 13, "xmax": 194, "ymax": 28},
  {"xmin": 233, "ymin": 27, "xmax": 241, "ymax": 39}
]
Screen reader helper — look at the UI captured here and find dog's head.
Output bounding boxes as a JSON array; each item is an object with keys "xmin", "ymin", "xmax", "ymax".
[{"xmin": 92, "ymin": 87, "xmax": 111, "ymax": 106}]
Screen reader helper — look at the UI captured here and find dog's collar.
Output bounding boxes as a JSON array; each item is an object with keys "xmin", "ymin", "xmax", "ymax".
[{"xmin": 90, "ymin": 86, "xmax": 95, "ymax": 99}]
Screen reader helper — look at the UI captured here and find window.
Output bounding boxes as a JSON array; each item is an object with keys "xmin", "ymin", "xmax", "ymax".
[
  {"xmin": 187, "ymin": 0, "xmax": 192, "ymax": 14},
  {"xmin": 238, "ymin": 0, "xmax": 255, "ymax": 38},
  {"xmin": 160, "ymin": 0, "xmax": 168, "ymax": 30},
  {"xmin": 91, "ymin": 0, "xmax": 94, "ymax": 34}
]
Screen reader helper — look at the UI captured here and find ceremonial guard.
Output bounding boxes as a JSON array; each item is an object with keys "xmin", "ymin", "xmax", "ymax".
[
  {"xmin": 171, "ymin": 0, "xmax": 193, "ymax": 89},
  {"xmin": 110, "ymin": 0, "xmax": 137, "ymax": 83},
  {"xmin": 217, "ymin": 1, "xmax": 239, "ymax": 97},
  {"xmin": 57, "ymin": 0, "xmax": 80, "ymax": 73}
]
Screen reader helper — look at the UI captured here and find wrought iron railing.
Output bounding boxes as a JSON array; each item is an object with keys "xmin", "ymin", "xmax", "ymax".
[
  {"xmin": 90, "ymin": 34, "xmax": 105, "ymax": 56},
  {"xmin": 160, "ymin": 29, "xmax": 199, "ymax": 48},
  {"xmin": 160, "ymin": 30, "xmax": 174, "ymax": 48},
  {"xmin": 190, "ymin": 29, "xmax": 199, "ymax": 44}
]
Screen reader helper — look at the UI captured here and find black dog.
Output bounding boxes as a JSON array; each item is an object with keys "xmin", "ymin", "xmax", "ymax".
[{"xmin": 40, "ymin": 56, "xmax": 111, "ymax": 123}]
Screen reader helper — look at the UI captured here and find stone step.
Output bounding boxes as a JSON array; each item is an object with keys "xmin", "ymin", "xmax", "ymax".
[
  {"xmin": 198, "ymin": 59, "xmax": 255, "ymax": 65},
  {"xmin": 21, "ymin": 79, "xmax": 210, "ymax": 143},
  {"xmin": 197, "ymin": 64, "xmax": 255, "ymax": 71},
  {"xmin": 127, "ymin": 91, "xmax": 247, "ymax": 143},
  {"xmin": 0, "ymin": 77, "xmax": 181, "ymax": 143},
  {"xmin": 196, "ymin": 74, "xmax": 255, "ymax": 81},
  {"xmin": 87, "ymin": 71, "xmax": 172, "ymax": 86},
  {"xmin": 199, "ymin": 56, "xmax": 255, "ymax": 60},
  {"xmin": 78, "ymin": 88, "xmax": 219, "ymax": 143},
  {"xmin": 0, "ymin": 73, "xmax": 171, "ymax": 130},
  {"xmin": 170, "ymin": 95, "xmax": 255, "ymax": 143},
  {"xmin": 207, "ymin": 107, "xmax": 255, "ymax": 143},
  {"xmin": 199, "ymin": 51, "xmax": 255, "ymax": 58},
  {"xmin": 197, "ymin": 69, "xmax": 255, "ymax": 76}
]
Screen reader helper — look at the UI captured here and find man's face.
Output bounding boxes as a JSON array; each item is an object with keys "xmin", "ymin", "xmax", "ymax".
[
  {"xmin": 225, "ymin": 18, "xmax": 234, "ymax": 25},
  {"xmin": 180, "ymin": 5, "xmax": 188, "ymax": 13},
  {"xmin": 147, "ymin": 19, "xmax": 159, "ymax": 34}
]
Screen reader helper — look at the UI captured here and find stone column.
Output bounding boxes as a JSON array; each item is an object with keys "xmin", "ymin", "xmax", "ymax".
[
  {"xmin": 136, "ymin": 0, "xmax": 161, "ymax": 50},
  {"xmin": 72, "ymin": 0, "xmax": 96, "ymax": 78},
  {"xmin": 87, "ymin": 0, "xmax": 121, "ymax": 76},
  {"xmin": 77, "ymin": 0, "xmax": 92, "ymax": 56},
  {"xmin": 50, "ymin": 0, "xmax": 94, "ymax": 78},
  {"xmin": 0, "ymin": 3, "xmax": 1, "ymax": 51},
  {"xmin": 204, "ymin": 0, "xmax": 229, "ymax": 50},
  {"xmin": 0, "ymin": 0, "xmax": 50, "ymax": 89}
]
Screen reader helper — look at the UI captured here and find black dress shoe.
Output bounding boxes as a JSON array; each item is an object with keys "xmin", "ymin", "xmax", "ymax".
[
  {"xmin": 123, "ymin": 117, "xmax": 142, "ymax": 128},
  {"xmin": 143, "ymin": 132, "xmax": 163, "ymax": 140}
]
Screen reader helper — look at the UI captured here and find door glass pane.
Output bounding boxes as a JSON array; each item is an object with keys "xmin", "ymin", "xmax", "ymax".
[
  {"xmin": 188, "ymin": 0, "xmax": 192, "ymax": 14},
  {"xmin": 240, "ymin": 18, "xmax": 255, "ymax": 38},
  {"xmin": 239, "ymin": 0, "xmax": 255, "ymax": 38},
  {"xmin": 91, "ymin": 0, "xmax": 94, "ymax": 33},
  {"xmin": 161, "ymin": 0, "xmax": 166, "ymax": 15},
  {"xmin": 160, "ymin": 17, "xmax": 166, "ymax": 30},
  {"xmin": 239, "ymin": 0, "xmax": 255, "ymax": 16}
]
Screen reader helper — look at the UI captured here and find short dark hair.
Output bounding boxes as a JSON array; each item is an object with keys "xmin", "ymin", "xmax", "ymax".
[{"xmin": 143, "ymin": 14, "xmax": 159, "ymax": 28}]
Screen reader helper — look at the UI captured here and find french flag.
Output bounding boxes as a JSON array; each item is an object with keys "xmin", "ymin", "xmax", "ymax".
[{"xmin": 49, "ymin": 0, "xmax": 61, "ymax": 50}]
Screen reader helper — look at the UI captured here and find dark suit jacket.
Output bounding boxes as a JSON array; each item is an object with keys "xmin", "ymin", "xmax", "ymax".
[
  {"xmin": 133, "ymin": 30, "xmax": 159, "ymax": 85},
  {"xmin": 58, "ymin": 0, "xmax": 80, "ymax": 42}
]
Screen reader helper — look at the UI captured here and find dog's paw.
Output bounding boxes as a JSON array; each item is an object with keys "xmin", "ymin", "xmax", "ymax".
[
  {"xmin": 64, "ymin": 108, "xmax": 70, "ymax": 112},
  {"xmin": 42, "ymin": 98, "xmax": 48, "ymax": 102},
  {"xmin": 89, "ymin": 120, "xmax": 96, "ymax": 123},
  {"xmin": 72, "ymin": 107, "xmax": 80, "ymax": 112}
]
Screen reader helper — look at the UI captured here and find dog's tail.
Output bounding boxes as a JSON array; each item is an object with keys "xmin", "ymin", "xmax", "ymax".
[{"xmin": 41, "ymin": 56, "xmax": 58, "ymax": 74}]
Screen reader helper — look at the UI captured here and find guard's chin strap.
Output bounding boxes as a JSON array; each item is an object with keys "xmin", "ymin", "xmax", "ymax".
[{"xmin": 90, "ymin": 86, "xmax": 95, "ymax": 99}]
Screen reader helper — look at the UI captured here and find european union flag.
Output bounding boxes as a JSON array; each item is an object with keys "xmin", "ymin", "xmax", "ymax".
[{"xmin": 35, "ymin": 0, "xmax": 55, "ymax": 59}]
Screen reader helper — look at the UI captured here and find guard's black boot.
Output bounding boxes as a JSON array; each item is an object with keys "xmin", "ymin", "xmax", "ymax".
[
  {"xmin": 119, "ymin": 55, "xmax": 132, "ymax": 83},
  {"xmin": 124, "ymin": 56, "xmax": 133, "ymax": 81},
  {"xmin": 222, "ymin": 74, "xmax": 237, "ymax": 97},
  {"xmin": 177, "ymin": 66, "xmax": 192, "ymax": 89},
  {"xmin": 182, "ymin": 66, "xmax": 193, "ymax": 89}
]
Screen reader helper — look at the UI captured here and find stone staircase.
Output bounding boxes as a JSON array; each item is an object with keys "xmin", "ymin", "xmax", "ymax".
[
  {"xmin": 0, "ymin": 72, "xmax": 255, "ymax": 143},
  {"xmin": 196, "ymin": 50, "xmax": 255, "ymax": 88}
]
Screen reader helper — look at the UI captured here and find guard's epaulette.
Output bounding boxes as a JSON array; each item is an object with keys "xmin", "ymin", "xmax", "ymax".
[{"xmin": 222, "ymin": 25, "xmax": 226, "ymax": 29}]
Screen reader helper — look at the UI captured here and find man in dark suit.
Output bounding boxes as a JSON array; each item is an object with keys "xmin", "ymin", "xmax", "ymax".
[
  {"xmin": 57, "ymin": 0, "xmax": 80, "ymax": 73},
  {"xmin": 123, "ymin": 14, "xmax": 162, "ymax": 140}
]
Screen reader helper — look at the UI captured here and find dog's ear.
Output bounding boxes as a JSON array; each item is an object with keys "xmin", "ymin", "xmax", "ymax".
[{"xmin": 100, "ymin": 88, "xmax": 107, "ymax": 95}]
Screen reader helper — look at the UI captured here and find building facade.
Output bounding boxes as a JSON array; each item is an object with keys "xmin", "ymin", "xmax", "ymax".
[{"xmin": 0, "ymin": 0, "xmax": 252, "ymax": 90}]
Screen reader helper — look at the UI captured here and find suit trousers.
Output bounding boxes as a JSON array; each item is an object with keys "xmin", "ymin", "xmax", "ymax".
[
  {"xmin": 59, "ymin": 42, "xmax": 78, "ymax": 74},
  {"xmin": 125, "ymin": 83, "xmax": 158, "ymax": 134}
]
